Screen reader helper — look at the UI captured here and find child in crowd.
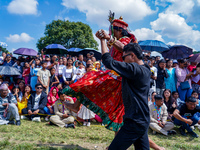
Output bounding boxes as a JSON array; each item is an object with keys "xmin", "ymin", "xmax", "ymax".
[
  {"xmin": 49, "ymin": 68, "xmax": 59, "ymax": 89},
  {"xmin": 22, "ymin": 62, "xmax": 30, "ymax": 85},
  {"xmin": 72, "ymin": 62, "xmax": 85, "ymax": 83},
  {"xmin": 37, "ymin": 61, "xmax": 51, "ymax": 94},
  {"xmin": 77, "ymin": 64, "xmax": 95, "ymax": 126},
  {"xmin": 172, "ymin": 91, "xmax": 184, "ymax": 106}
]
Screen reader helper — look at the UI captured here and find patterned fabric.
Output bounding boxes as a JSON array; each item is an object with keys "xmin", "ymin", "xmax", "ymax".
[
  {"xmin": 153, "ymin": 102, "xmax": 161, "ymax": 123},
  {"xmin": 63, "ymin": 70, "xmax": 124, "ymax": 131},
  {"xmin": 63, "ymin": 36, "xmax": 135, "ymax": 132}
]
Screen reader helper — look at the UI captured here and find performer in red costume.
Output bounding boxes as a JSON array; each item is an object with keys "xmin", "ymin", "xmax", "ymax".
[
  {"xmin": 63, "ymin": 13, "xmax": 137, "ymax": 132},
  {"xmin": 63, "ymin": 12, "xmax": 165, "ymax": 150}
]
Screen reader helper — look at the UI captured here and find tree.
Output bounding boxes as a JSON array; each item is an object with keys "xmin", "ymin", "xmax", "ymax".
[
  {"xmin": 36, "ymin": 20, "xmax": 98, "ymax": 52},
  {"xmin": 0, "ymin": 46, "xmax": 9, "ymax": 53}
]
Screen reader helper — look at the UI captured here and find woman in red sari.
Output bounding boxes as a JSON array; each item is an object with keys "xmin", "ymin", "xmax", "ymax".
[{"xmin": 63, "ymin": 15, "xmax": 137, "ymax": 132}]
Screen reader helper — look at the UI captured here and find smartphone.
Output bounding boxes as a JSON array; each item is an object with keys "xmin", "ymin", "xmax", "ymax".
[{"xmin": 56, "ymin": 58, "xmax": 58, "ymax": 61}]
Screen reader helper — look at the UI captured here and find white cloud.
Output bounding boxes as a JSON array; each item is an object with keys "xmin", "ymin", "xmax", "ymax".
[
  {"xmin": 7, "ymin": 0, "xmax": 38, "ymax": 15},
  {"xmin": 61, "ymin": 0, "xmax": 156, "ymax": 27},
  {"xmin": 132, "ymin": 28, "xmax": 164, "ymax": 42},
  {"xmin": 150, "ymin": 12, "xmax": 200, "ymax": 50},
  {"xmin": 6, "ymin": 33, "xmax": 34, "ymax": 43},
  {"xmin": 165, "ymin": 0, "xmax": 194, "ymax": 16}
]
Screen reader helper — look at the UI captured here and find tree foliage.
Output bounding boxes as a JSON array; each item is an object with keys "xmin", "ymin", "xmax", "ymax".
[
  {"xmin": 36, "ymin": 20, "xmax": 98, "ymax": 52},
  {"xmin": 0, "ymin": 46, "xmax": 9, "ymax": 53}
]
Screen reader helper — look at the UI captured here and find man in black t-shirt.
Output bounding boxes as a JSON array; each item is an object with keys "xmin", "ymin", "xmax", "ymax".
[{"xmin": 173, "ymin": 96, "xmax": 200, "ymax": 138}]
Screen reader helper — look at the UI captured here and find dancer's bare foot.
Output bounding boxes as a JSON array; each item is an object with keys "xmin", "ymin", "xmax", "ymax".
[{"xmin": 64, "ymin": 100, "xmax": 81, "ymax": 113}]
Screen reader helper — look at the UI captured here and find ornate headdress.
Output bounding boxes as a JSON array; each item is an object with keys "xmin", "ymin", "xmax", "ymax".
[{"xmin": 108, "ymin": 11, "xmax": 137, "ymax": 43}]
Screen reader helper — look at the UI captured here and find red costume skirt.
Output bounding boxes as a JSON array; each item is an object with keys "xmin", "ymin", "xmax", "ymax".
[{"xmin": 63, "ymin": 70, "xmax": 124, "ymax": 131}]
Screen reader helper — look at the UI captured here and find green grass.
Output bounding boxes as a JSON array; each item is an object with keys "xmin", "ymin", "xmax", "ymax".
[{"xmin": 0, "ymin": 119, "xmax": 200, "ymax": 150}]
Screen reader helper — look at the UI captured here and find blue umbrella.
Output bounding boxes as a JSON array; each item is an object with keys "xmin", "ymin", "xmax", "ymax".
[
  {"xmin": 162, "ymin": 45, "xmax": 193, "ymax": 59},
  {"xmin": 44, "ymin": 44, "xmax": 68, "ymax": 55},
  {"xmin": 139, "ymin": 40, "xmax": 169, "ymax": 52},
  {"xmin": 67, "ymin": 48, "xmax": 83, "ymax": 56}
]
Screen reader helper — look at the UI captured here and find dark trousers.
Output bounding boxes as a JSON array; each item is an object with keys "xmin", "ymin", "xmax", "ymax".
[
  {"xmin": 174, "ymin": 115, "xmax": 199, "ymax": 132},
  {"xmin": 22, "ymin": 108, "xmax": 45, "ymax": 120},
  {"xmin": 108, "ymin": 119, "xmax": 150, "ymax": 150}
]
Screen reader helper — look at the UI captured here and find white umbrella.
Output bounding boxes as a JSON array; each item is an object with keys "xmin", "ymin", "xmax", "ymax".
[{"xmin": 150, "ymin": 51, "xmax": 163, "ymax": 59}]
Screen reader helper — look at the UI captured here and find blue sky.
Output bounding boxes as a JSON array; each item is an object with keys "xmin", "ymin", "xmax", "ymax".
[{"xmin": 1, "ymin": 0, "xmax": 200, "ymax": 53}]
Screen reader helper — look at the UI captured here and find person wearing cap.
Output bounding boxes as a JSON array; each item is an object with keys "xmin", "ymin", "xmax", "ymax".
[
  {"xmin": 3, "ymin": 54, "xmax": 14, "ymax": 66},
  {"xmin": 156, "ymin": 59, "xmax": 169, "ymax": 96},
  {"xmin": 149, "ymin": 95, "xmax": 175, "ymax": 136},
  {"xmin": 0, "ymin": 84, "xmax": 21, "ymax": 125},
  {"xmin": 45, "ymin": 55, "xmax": 51, "ymax": 67},
  {"xmin": 173, "ymin": 96, "xmax": 200, "ymax": 138},
  {"xmin": 172, "ymin": 59, "xmax": 178, "ymax": 68}
]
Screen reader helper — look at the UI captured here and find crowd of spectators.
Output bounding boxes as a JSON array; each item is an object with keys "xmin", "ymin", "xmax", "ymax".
[{"xmin": 1, "ymin": 50, "xmax": 200, "ymax": 139}]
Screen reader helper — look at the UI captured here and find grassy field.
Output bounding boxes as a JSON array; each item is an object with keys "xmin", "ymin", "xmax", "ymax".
[{"xmin": 0, "ymin": 119, "xmax": 200, "ymax": 150}]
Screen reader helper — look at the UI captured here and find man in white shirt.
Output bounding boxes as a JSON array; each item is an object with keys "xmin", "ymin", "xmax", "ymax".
[{"xmin": 22, "ymin": 83, "xmax": 47, "ymax": 121}]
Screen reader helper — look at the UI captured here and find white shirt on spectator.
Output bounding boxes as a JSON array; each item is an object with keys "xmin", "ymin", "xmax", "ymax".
[
  {"xmin": 58, "ymin": 65, "xmax": 65, "ymax": 76},
  {"xmin": 62, "ymin": 66, "xmax": 73, "ymax": 81},
  {"xmin": 72, "ymin": 68, "xmax": 86, "ymax": 81},
  {"xmin": 33, "ymin": 93, "xmax": 41, "ymax": 110}
]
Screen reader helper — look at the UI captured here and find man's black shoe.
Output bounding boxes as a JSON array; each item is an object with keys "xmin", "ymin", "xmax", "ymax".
[
  {"xmin": 167, "ymin": 130, "xmax": 177, "ymax": 135},
  {"xmin": 179, "ymin": 126, "xmax": 186, "ymax": 136},
  {"xmin": 67, "ymin": 123, "xmax": 75, "ymax": 129},
  {"xmin": 8, "ymin": 120, "xmax": 15, "ymax": 125},
  {"xmin": 16, "ymin": 120, "xmax": 21, "ymax": 126},
  {"xmin": 188, "ymin": 131, "xmax": 199, "ymax": 138}
]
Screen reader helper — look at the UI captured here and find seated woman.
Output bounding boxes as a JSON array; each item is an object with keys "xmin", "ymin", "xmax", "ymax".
[
  {"xmin": 44, "ymin": 86, "xmax": 59, "ymax": 121},
  {"xmin": 17, "ymin": 85, "xmax": 32, "ymax": 115},
  {"xmin": 163, "ymin": 89, "xmax": 177, "ymax": 121},
  {"xmin": 12, "ymin": 85, "xmax": 22, "ymax": 102}
]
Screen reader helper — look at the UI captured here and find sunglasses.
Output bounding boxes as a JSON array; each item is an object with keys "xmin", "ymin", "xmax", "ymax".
[
  {"xmin": 36, "ymin": 87, "xmax": 43, "ymax": 89},
  {"xmin": 122, "ymin": 53, "xmax": 131, "ymax": 61}
]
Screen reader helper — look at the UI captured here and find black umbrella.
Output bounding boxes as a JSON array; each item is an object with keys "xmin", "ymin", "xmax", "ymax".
[
  {"xmin": 162, "ymin": 45, "xmax": 193, "ymax": 59},
  {"xmin": 44, "ymin": 44, "xmax": 68, "ymax": 55},
  {"xmin": 0, "ymin": 66, "xmax": 21, "ymax": 76},
  {"xmin": 80, "ymin": 48, "xmax": 102, "ymax": 60}
]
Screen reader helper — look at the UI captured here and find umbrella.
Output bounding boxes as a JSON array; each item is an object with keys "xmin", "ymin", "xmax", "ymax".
[
  {"xmin": 162, "ymin": 45, "xmax": 193, "ymax": 59},
  {"xmin": 13, "ymin": 48, "xmax": 38, "ymax": 56},
  {"xmin": 81, "ymin": 48, "xmax": 102, "ymax": 60},
  {"xmin": 139, "ymin": 40, "xmax": 169, "ymax": 52},
  {"xmin": 188, "ymin": 53, "xmax": 200, "ymax": 62},
  {"xmin": 0, "ymin": 66, "xmax": 21, "ymax": 75},
  {"xmin": 150, "ymin": 51, "xmax": 163, "ymax": 59},
  {"xmin": 67, "ymin": 48, "xmax": 83, "ymax": 56},
  {"xmin": 44, "ymin": 44, "xmax": 68, "ymax": 55}
]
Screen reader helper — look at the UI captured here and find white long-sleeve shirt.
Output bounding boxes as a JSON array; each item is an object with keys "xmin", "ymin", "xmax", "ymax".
[{"xmin": 72, "ymin": 68, "xmax": 86, "ymax": 81}]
